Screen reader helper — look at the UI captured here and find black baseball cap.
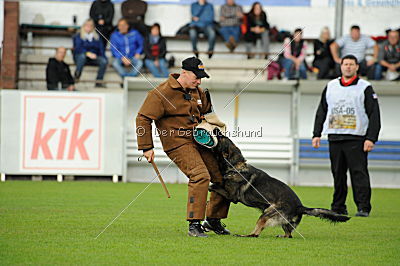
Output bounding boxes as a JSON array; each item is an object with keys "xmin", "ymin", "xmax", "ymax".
[{"xmin": 182, "ymin": 57, "xmax": 210, "ymax": 79}]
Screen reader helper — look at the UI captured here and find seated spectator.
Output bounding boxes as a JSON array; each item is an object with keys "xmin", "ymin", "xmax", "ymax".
[
  {"xmin": 73, "ymin": 19, "xmax": 108, "ymax": 88},
  {"xmin": 313, "ymin": 27, "xmax": 335, "ymax": 79},
  {"xmin": 189, "ymin": 0, "xmax": 216, "ymax": 58},
  {"xmin": 219, "ymin": 0, "xmax": 243, "ymax": 52},
  {"xmin": 121, "ymin": 0, "xmax": 148, "ymax": 36},
  {"xmin": 110, "ymin": 18, "xmax": 144, "ymax": 78},
  {"xmin": 144, "ymin": 23, "xmax": 169, "ymax": 78},
  {"xmin": 46, "ymin": 47, "xmax": 75, "ymax": 91},
  {"xmin": 330, "ymin": 25, "xmax": 378, "ymax": 79},
  {"xmin": 244, "ymin": 2, "xmax": 270, "ymax": 59},
  {"xmin": 90, "ymin": 0, "xmax": 115, "ymax": 48},
  {"xmin": 280, "ymin": 28, "xmax": 307, "ymax": 80},
  {"xmin": 375, "ymin": 29, "xmax": 400, "ymax": 81}
]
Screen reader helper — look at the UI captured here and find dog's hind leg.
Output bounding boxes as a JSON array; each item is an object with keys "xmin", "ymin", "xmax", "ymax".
[
  {"xmin": 277, "ymin": 224, "xmax": 294, "ymax": 238},
  {"xmin": 277, "ymin": 216, "xmax": 301, "ymax": 238},
  {"xmin": 235, "ymin": 206, "xmax": 277, "ymax": 238}
]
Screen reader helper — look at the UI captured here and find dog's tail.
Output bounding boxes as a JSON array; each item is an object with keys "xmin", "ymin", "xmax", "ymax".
[{"xmin": 298, "ymin": 206, "xmax": 350, "ymax": 223}]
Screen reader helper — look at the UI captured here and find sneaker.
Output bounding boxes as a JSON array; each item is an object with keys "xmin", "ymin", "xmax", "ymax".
[
  {"xmin": 355, "ymin": 210, "xmax": 369, "ymax": 217},
  {"xmin": 202, "ymin": 218, "xmax": 230, "ymax": 235},
  {"xmin": 188, "ymin": 221, "xmax": 208, "ymax": 237},
  {"xmin": 74, "ymin": 71, "xmax": 81, "ymax": 82},
  {"xmin": 225, "ymin": 42, "xmax": 234, "ymax": 53},
  {"xmin": 95, "ymin": 82, "xmax": 107, "ymax": 88}
]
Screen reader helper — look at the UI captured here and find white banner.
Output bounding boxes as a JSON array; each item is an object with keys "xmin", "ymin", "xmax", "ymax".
[{"xmin": 20, "ymin": 93, "xmax": 104, "ymax": 173}]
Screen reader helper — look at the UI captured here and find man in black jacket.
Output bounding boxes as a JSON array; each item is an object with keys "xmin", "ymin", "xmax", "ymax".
[
  {"xmin": 312, "ymin": 54, "xmax": 381, "ymax": 217},
  {"xmin": 90, "ymin": 0, "xmax": 115, "ymax": 47},
  {"xmin": 46, "ymin": 47, "xmax": 75, "ymax": 91}
]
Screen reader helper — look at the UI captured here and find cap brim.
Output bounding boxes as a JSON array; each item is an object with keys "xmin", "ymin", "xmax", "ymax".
[{"xmin": 194, "ymin": 70, "xmax": 210, "ymax": 79}]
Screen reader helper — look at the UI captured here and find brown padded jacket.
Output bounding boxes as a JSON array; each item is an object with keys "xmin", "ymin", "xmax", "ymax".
[{"xmin": 136, "ymin": 73, "xmax": 212, "ymax": 152}]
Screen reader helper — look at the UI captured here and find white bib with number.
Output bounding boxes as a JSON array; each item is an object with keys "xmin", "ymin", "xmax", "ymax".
[{"xmin": 322, "ymin": 78, "xmax": 370, "ymax": 136}]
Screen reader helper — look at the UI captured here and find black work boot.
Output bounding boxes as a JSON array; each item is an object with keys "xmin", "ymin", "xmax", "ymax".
[
  {"xmin": 332, "ymin": 208, "xmax": 348, "ymax": 215},
  {"xmin": 202, "ymin": 218, "xmax": 230, "ymax": 235},
  {"xmin": 188, "ymin": 221, "xmax": 208, "ymax": 238}
]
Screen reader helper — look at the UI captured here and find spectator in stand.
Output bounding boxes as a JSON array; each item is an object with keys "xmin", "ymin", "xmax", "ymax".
[
  {"xmin": 110, "ymin": 18, "xmax": 144, "ymax": 78},
  {"xmin": 244, "ymin": 2, "xmax": 270, "ymax": 59},
  {"xmin": 189, "ymin": 0, "xmax": 216, "ymax": 58},
  {"xmin": 375, "ymin": 29, "xmax": 400, "ymax": 81},
  {"xmin": 73, "ymin": 19, "xmax": 108, "ymax": 88},
  {"xmin": 46, "ymin": 47, "xmax": 75, "ymax": 91},
  {"xmin": 330, "ymin": 25, "xmax": 379, "ymax": 79},
  {"xmin": 313, "ymin": 27, "xmax": 335, "ymax": 79},
  {"xmin": 144, "ymin": 23, "xmax": 169, "ymax": 78},
  {"xmin": 121, "ymin": 0, "xmax": 148, "ymax": 36},
  {"xmin": 219, "ymin": 0, "xmax": 243, "ymax": 52},
  {"xmin": 280, "ymin": 28, "xmax": 307, "ymax": 80},
  {"xmin": 90, "ymin": 0, "xmax": 115, "ymax": 47}
]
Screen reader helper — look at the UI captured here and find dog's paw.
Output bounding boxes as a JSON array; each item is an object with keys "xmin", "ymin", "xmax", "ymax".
[{"xmin": 276, "ymin": 234, "xmax": 293, "ymax": 238}]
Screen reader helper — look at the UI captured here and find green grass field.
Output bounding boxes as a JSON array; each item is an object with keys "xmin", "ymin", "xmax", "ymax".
[{"xmin": 1, "ymin": 181, "xmax": 399, "ymax": 265}]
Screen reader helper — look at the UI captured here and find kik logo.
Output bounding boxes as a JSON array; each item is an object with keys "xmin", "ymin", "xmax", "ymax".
[
  {"xmin": 22, "ymin": 94, "xmax": 103, "ymax": 171},
  {"xmin": 31, "ymin": 111, "xmax": 93, "ymax": 160}
]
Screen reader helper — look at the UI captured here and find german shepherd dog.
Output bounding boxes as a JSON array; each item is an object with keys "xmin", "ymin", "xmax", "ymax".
[{"xmin": 209, "ymin": 130, "xmax": 350, "ymax": 238}]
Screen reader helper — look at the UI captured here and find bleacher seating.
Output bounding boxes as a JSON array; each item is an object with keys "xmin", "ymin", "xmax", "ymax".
[{"xmin": 17, "ymin": 50, "xmax": 270, "ymax": 90}]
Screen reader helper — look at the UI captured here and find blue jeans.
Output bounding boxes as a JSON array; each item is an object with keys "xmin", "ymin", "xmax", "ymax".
[
  {"xmin": 374, "ymin": 64, "xmax": 384, "ymax": 80},
  {"xmin": 219, "ymin": 26, "xmax": 241, "ymax": 43},
  {"xmin": 73, "ymin": 53, "xmax": 107, "ymax": 80},
  {"xmin": 112, "ymin": 57, "xmax": 143, "ymax": 78},
  {"xmin": 280, "ymin": 58, "xmax": 307, "ymax": 79},
  {"xmin": 145, "ymin": 58, "xmax": 169, "ymax": 78},
  {"xmin": 189, "ymin": 25, "xmax": 216, "ymax": 52}
]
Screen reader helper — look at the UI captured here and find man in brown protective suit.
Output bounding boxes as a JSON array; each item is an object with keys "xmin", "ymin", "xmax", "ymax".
[{"xmin": 136, "ymin": 57, "xmax": 231, "ymax": 237}]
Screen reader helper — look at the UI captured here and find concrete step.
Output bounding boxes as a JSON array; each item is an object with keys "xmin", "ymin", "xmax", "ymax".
[
  {"xmin": 18, "ymin": 80, "xmax": 123, "ymax": 90},
  {"xmin": 20, "ymin": 54, "xmax": 270, "ymax": 68}
]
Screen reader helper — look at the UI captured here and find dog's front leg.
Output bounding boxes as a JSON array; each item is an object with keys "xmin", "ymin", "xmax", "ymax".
[{"xmin": 208, "ymin": 183, "xmax": 231, "ymax": 199}]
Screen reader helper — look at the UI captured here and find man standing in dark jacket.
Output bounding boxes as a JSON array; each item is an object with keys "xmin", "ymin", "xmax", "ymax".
[
  {"xmin": 90, "ymin": 0, "xmax": 115, "ymax": 47},
  {"xmin": 312, "ymin": 54, "xmax": 381, "ymax": 217},
  {"xmin": 121, "ymin": 0, "xmax": 148, "ymax": 36},
  {"xmin": 46, "ymin": 47, "xmax": 75, "ymax": 91}
]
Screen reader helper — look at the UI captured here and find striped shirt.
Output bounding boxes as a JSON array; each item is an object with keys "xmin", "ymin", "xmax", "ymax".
[
  {"xmin": 219, "ymin": 4, "xmax": 243, "ymax": 27},
  {"xmin": 336, "ymin": 34, "xmax": 375, "ymax": 61}
]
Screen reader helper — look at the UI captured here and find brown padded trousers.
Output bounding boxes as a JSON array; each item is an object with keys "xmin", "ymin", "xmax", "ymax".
[{"xmin": 166, "ymin": 142, "xmax": 230, "ymax": 221}]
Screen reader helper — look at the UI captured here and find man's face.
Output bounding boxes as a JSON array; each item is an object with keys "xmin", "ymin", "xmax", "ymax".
[
  {"xmin": 183, "ymin": 70, "xmax": 201, "ymax": 88},
  {"xmin": 55, "ymin": 48, "xmax": 66, "ymax": 61},
  {"xmin": 118, "ymin": 20, "xmax": 129, "ymax": 34},
  {"xmin": 388, "ymin": 31, "xmax": 399, "ymax": 46},
  {"xmin": 341, "ymin": 59, "xmax": 359, "ymax": 78},
  {"xmin": 350, "ymin": 29, "xmax": 360, "ymax": 41}
]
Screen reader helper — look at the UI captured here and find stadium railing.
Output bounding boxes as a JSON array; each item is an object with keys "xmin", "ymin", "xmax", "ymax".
[{"xmin": 299, "ymin": 139, "xmax": 400, "ymax": 169}]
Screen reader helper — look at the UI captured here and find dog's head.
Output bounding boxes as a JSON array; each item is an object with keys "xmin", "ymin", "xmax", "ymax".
[{"xmin": 212, "ymin": 128, "xmax": 246, "ymax": 166}]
